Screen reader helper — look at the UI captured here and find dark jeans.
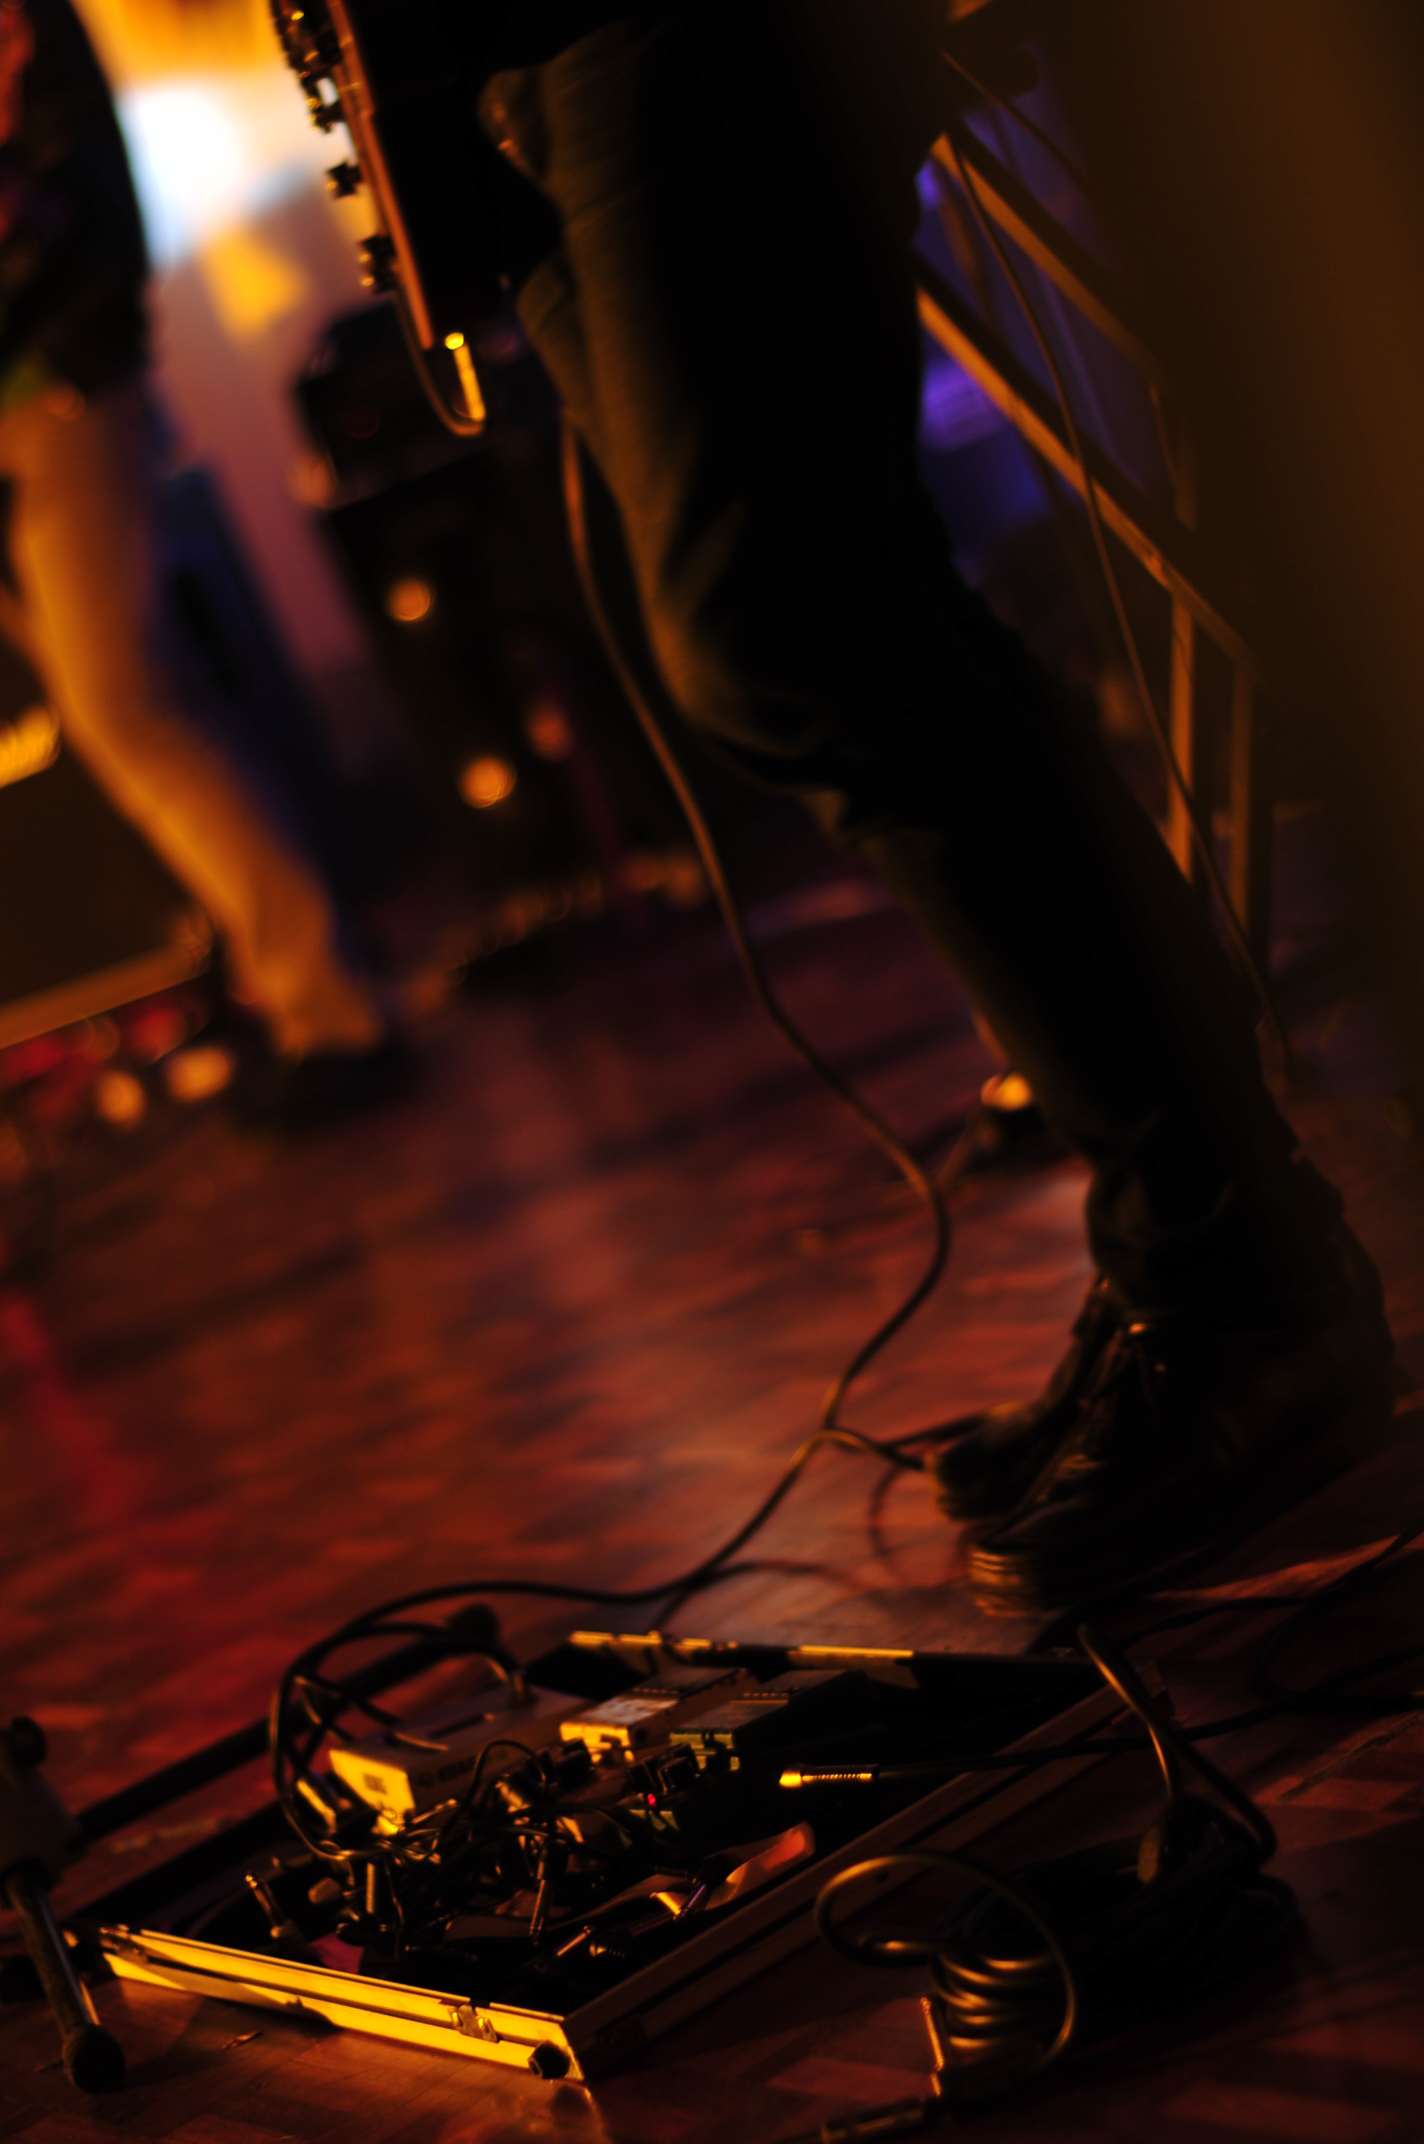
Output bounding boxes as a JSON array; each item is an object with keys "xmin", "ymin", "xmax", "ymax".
[{"xmin": 480, "ymin": 0, "xmax": 1344, "ymax": 1323}]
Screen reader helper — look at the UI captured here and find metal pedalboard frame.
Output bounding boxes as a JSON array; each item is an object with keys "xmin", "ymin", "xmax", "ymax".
[{"xmin": 87, "ymin": 1635, "xmax": 1124, "ymax": 2082}]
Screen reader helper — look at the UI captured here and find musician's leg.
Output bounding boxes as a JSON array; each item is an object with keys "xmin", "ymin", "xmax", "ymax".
[{"xmin": 481, "ymin": 1, "xmax": 1391, "ymax": 1605}]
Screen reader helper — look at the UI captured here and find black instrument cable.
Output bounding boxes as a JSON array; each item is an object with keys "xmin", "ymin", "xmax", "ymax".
[
  {"xmin": 277, "ymin": 365, "xmax": 987, "ymax": 1894},
  {"xmin": 559, "ymin": 419, "xmax": 951, "ymax": 1504},
  {"xmin": 269, "ymin": 1515, "xmax": 1424, "ymax": 1957},
  {"xmin": 247, "ymin": 13, "xmax": 1421, "ymax": 2118},
  {"xmin": 261, "ymin": 1488, "xmax": 1422, "ymax": 2138},
  {"xmin": 800, "ymin": 1625, "xmax": 1296, "ymax": 2138},
  {"xmin": 288, "ymin": 27, "xmax": 1303, "ymax": 1676},
  {"xmin": 793, "ymin": 1504, "xmax": 1417, "ymax": 2140},
  {"xmin": 271, "ymin": 80, "xmax": 1424, "ymax": 1899},
  {"xmin": 273, "ymin": 0, "xmax": 1296, "ymax": 1641}
]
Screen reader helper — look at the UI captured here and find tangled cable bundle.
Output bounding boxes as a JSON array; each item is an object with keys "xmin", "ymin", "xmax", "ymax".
[{"xmin": 270, "ymin": 1605, "xmax": 627, "ymax": 1955}]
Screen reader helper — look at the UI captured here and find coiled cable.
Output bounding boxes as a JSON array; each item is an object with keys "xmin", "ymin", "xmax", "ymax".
[{"xmin": 810, "ymin": 1625, "xmax": 1295, "ymax": 2119}]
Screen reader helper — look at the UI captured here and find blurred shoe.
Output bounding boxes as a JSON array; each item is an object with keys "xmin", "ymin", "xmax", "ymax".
[{"xmin": 228, "ymin": 1034, "xmax": 415, "ymax": 1134}]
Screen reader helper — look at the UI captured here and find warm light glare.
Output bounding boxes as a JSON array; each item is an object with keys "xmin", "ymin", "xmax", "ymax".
[
  {"xmin": 524, "ymin": 701, "xmax": 574, "ymax": 761},
  {"xmin": 460, "ymin": 757, "xmax": 518, "ymax": 809},
  {"xmin": 386, "ymin": 577, "xmax": 434, "ymax": 624},
  {"xmin": 165, "ymin": 1043, "xmax": 237, "ymax": 1103},
  {"xmin": 118, "ymin": 65, "xmax": 336, "ymax": 268},
  {"xmin": 982, "ymin": 1069, "xmax": 1035, "ymax": 1112},
  {"xmin": 0, "ymin": 705, "xmax": 59, "ymax": 789},
  {"xmin": 201, "ymin": 225, "xmax": 309, "ymax": 340},
  {"xmin": 94, "ymin": 1069, "xmax": 147, "ymax": 1128}
]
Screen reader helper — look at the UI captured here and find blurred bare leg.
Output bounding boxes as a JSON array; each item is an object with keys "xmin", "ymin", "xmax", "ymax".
[{"xmin": 0, "ymin": 380, "xmax": 383, "ymax": 1058}]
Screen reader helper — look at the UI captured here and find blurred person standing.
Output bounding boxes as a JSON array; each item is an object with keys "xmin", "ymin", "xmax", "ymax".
[{"xmin": 0, "ymin": 0, "xmax": 402, "ymax": 1119}]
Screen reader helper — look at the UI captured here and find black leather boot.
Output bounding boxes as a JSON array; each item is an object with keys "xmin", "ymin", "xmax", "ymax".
[
  {"xmin": 928, "ymin": 1277, "xmax": 1122, "ymax": 1525},
  {"xmin": 968, "ymin": 1273, "xmax": 1395, "ymax": 1616}
]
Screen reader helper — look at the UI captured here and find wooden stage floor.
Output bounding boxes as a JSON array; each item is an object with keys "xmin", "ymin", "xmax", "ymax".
[{"xmin": 5, "ymin": 827, "xmax": 1424, "ymax": 2142}]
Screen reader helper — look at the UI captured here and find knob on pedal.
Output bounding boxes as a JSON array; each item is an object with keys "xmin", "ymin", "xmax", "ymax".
[{"xmin": 326, "ymin": 160, "xmax": 362, "ymax": 198}]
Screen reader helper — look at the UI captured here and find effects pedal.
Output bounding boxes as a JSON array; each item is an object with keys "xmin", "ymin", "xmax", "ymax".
[
  {"xmin": 329, "ymin": 1685, "xmax": 580, "ymax": 1822},
  {"xmin": 558, "ymin": 1665, "xmax": 753, "ymax": 1756}
]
